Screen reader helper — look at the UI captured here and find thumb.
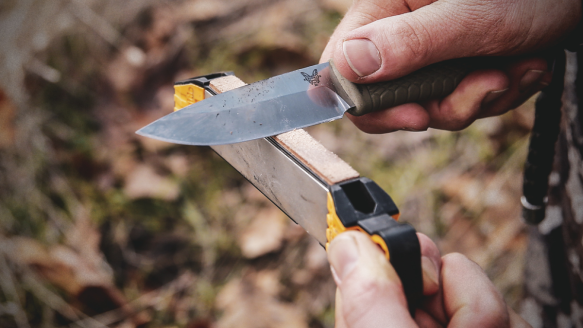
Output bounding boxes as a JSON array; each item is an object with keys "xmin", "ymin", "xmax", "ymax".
[
  {"xmin": 328, "ymin": 231, "xmax": 417, "ymax": 328},
  {"xmin": 332, "ymin": 1, "xmax": 518, "ymax": 82}
]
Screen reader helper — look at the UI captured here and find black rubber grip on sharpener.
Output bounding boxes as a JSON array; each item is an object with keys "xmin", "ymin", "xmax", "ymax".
[
  {"xmin": 358, "ymin": 214, "xmax": 422, "ymax": 316},
  {"xmin": 522, "ymin": 51, "xmax": 565, "ymax": 224},
  {"xmin": 330, "ymin": 177, "xmax": 423, "ymax": 316},
  {"xmin": 330, "ymin": 59, "xmax": 472, "ymax": 116}
]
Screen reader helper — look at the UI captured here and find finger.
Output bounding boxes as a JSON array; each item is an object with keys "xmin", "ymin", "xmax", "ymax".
[
  {"xmin": 327, "ymin": 231, "xmax": 415, "ymax": 327},
  {"xmin": 346, "ymin": 102, "xmax": 430, "ymax": 133},
  {"xmin": 441, "ymin": 253, "xmax": 510, "ymax": 328},
  {"xmin": 479, "ymin": 57, "xmax": 551, "ymax": 118},
  {"xmin": 347, "ymin": 56, "xmax": 552, "ymax": 132},
  {"xmin": 331, "ymin": 0, "xmax": 580, "ymax": 83},
  {"xmin": 425, "ymin": 69, "xmax": 510, "ymax": 131},
  {"xmin": 417, "ymin": 233, "xmax": 440, "ymax": 296},
  {"xmin": 345, "ymin": 69, "xmax": 508, "ymax": 133}
]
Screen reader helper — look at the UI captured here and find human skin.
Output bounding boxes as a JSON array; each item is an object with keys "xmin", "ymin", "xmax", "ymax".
[
  {"xmin": 328, "ymin": 231, "xmax": 533, "ymax": 327},
  {"xmin": 319, "ymin": 0, "xmax": 581, "ymax": 132}
]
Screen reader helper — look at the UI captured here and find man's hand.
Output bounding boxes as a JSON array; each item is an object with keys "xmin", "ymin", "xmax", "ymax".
[
  {"xmin": 320, "ymin": 0, "xmax": 581, "ymax": 133},
  {"xmin": 327, "ymin": 231, "xmax": 532, "ymax": 327}
]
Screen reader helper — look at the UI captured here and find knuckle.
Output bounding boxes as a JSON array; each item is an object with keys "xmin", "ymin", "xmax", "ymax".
[
  {"xmin": 471, "ymin": 294, "xmax": 510, "ymax": 327},
  {"xmin": 442, "ymin": 252, "xmax": 470, "ymax": 267},
  {"xmin": 458, "ymin": 1, "xmax": 527, "ymax": 55},
  {"xmin": 435, "ymin": 104, "xmax": 476, "ymax": 131},
  {"xmin": 350, "ymin": 0, "xmax": 391, "ymax": 23},
  {"xmin": 387, "ymin": 17, "xmax": 431, "ymax": 63},
  {"xmin": 442, "ymin": 253, "xmax": 510, "ymax": 327}
]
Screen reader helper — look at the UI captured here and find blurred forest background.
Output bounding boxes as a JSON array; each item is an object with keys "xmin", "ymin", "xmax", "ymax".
[{"xmin": 0, "ymin": 0, "xmax": 538, "ymax": 327}]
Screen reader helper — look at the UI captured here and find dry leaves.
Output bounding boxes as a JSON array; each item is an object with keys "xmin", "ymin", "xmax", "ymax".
[
  {"xmin": 1, "ymin": 219, "xmax": 149, "ymax": 327},
  {"xmin": 216, "ymin": 270, "xmax": 308, "ymax": 328},
  {"xmin": 238, "ymin": 207, "xmax": 288, "ymax": 259},
  {"xmin": 123, "ymin": 164, "xmax": 180, "ymax": 200},
  {"xmin": 0, "ymin": 89, "xmax": 15, "ymax": 149}
]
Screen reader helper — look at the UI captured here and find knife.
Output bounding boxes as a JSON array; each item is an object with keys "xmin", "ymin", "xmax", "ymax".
[
  {"xmin": 137, "ymin": 59, "xmax": 471, "ymax": 145},
  {"xmin": 143, "ymin": 72, "xmax": 424, "ymax": 316}
]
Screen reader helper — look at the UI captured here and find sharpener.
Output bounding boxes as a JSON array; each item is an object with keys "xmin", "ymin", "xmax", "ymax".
[{"xmin": 173, "ymin": 72, "xmax": 423, "ymax": 315}]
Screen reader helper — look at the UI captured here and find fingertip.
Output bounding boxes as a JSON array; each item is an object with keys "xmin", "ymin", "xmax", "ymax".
[
  {"xmin": 343, "ymin": 39, "xmax": 382, "ymax": 77},
  {"xmin": 331, "ymin": 44, "xmax": 364, "ymax": 82},
  {"xmin": 328, "ymin": 231, "xmax": 391, "ymax": 284},
  {"xmin": 347, "ymin": 103, "xmax": 430, "ymax": 133},
  {"xmin": 480, "ymin": 56, "xmax": 552, "ymax": 117}
]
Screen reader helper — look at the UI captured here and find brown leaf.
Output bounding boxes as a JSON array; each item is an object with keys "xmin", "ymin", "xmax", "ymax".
[
  {"xmin": 3, "ymin": 237, "xmax": 82, "ymax": 295},
  {"xmin": 50, "ymin": 245, "xmax": 110, "ymax": 289},
  {"xmin": 3, "ymin": 235, "xmax": 148, "ymax": 325},
  {"xmin": 105, "ymin": 47, "xmax": 143, "ymax": 93},
  {"xmin": 165, "ymin": 154, "xmax": 190, "ymax": 177},
  {"xmin": 304, "ymin": 239, "xmax": 328, "ymax": 272},
  {"xmin": 0, "ymin": 89, "xmax": 15, "ymax": 149},
  {"xmin": 238, "ymin": 207, "xmax": 287, "ymax": 259},
  {"xmin": 123, "ymin": 164, "xmax": 180, "ymax": 200},
  {"xmin": 441, "ymin": 174, "xmax": 486, "ymax": 210},
  {"xmin": 216, "ymin": 270, "xmax": 307, "ymax": 328}
]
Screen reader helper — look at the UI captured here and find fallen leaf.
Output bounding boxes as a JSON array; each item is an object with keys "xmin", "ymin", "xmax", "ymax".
[
  {"xmin": 2, "ymin": 236, "xmax": 148, "ymax": 325},
  {"xmin": 0, "ymin": 89, "xmax": 15, "ymax": 149},
  {"xmin": 238, "ymin": 207, "xmax": 287, "ymax": 259},
  {"xmin": 106, "ymin": 47, "xmax": 143, "ymax": 93},
  {"xmin": 441, "ymin": 174, "xmax": 486, "ymax": 210},
  {"xmin": 216, "ymin": 270, "xmax": 307, "ymax": 328},
  {"xmin": 124, "ymin": 164, "xmax": 180, "ymax": 200},
  {"xmin": 165, "ymin": 154, "xmax": 190, "ymax": 177},
  {"xmin": 305, "ymin": 239, "xmax": 328, "ymax": 272}
]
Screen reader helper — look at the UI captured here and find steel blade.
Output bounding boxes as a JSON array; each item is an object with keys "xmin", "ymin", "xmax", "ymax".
[{"xmin": 136, "ymin": 62, "xmax": 353, "ymax": 145}]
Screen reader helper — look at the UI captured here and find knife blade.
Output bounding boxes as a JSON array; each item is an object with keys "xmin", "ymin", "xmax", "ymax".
[{"xmin": 137, "ymin": 59, "xmax": 471, "ymax": 145}]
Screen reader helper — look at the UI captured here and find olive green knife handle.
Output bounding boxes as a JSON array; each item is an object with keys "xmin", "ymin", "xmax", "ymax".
[{"xmin": 330, "ymin": 59, "xmax": 473, "ymax": 116}]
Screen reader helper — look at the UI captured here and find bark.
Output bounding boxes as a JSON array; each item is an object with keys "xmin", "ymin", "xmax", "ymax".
[{"xmin": 521, "ymin": 51, "xmax": 583, "ymax": 327}]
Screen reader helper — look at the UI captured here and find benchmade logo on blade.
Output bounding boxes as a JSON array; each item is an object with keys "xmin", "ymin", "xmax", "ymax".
[{"xmin": 301, "ymin": 69, "xmax": 321, "ymax": 86}]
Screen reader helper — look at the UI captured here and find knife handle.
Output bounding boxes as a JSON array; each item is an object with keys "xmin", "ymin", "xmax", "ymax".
[
  {"xmin": 329, "ymin": 59, "xmax": 472, "ymax": 116},
  {"xmin": 325, "ymin": 177, "xmax": 422, "ymax": 316}
]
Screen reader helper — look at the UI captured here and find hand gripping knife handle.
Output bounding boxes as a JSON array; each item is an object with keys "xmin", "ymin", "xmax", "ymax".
[{"xmin": 173, "ymin": 73, "xmax": 423, "ymax": 316}]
